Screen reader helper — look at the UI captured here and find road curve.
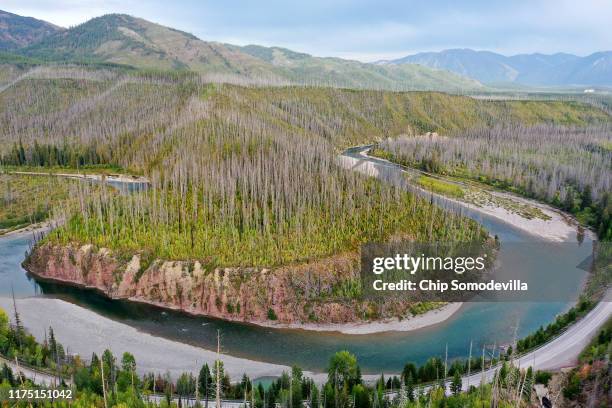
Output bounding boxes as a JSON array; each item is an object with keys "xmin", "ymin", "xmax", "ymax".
[
  {"xmin": 456, "ymin": 297, "xmax": 611, "ymax": 392},
  {"xmin": 4, "ymin": 146, "xmax": 609, "ymax": 391},
  {"xmin": 339, "ymin": 145, "xmax": 611, "ymax": 393},
  {"xmin": 0, "ymin": 355, "xmax": 72, "ymax": 387}
]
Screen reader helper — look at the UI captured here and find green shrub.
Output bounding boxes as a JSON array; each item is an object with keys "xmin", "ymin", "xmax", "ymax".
[{"xmin": 267, "ymin": 308, "xmax": 278, "ymax": 321}]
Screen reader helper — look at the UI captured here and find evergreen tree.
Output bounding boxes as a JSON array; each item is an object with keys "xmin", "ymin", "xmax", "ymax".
[
  {"xmin": 291, "ymin": 366, "xmax": 303, "ymax": 408},
  {"xmin": 257, "ymin": 383, "xmax": 265, "ymax": 408},
  {"xmin": 564, "ymin": 189, "xmax": 575, "ymax": 211},
  {"xmin": 450, "ymin": 371, "xmax": 462, "ymax": 396},
  {"xmin": 582, "ymin": 185, "xmax": 592, "ymax": 209},
  {"xmin": 499, "ymin": 362, "xmax": 509, "ymax": 387},
  {"xmin": 353, "ymin": 384, "xmax": 370, "ymax": 408},
  {"xmin": 177, "ymin": 372, "xmax": 196, "ymax": 398},
  {"xmin": 1, "ymin": 363, "xmax": 15, "ymax": 386},
  {"xmin": 198, "ymin": 363, "xmax": 212, "ymax": 405},
  {"xmin": 402, "ymin": 362, "xmax": 417, "ymax": 385},
  {"xmin": 405, "ymin": 373, "xmax": 415, "ymax": 401},
  {"xmin": 48, "ymin": 326, "xmax": 57, "ymax": 363},
  {"xmin": 18, "ymin": 140, "xmax": 26, "ymax": 165},
  {"xmin": 523, "ymin": 367, "xmax": 534, "ymax": 401},
  {"xmin": 10, "ymin": 288, "xmax": 23, "ymax": 347},
  {"xmin": 90, "ymin": 353, "xmax": 100, "ymax": 374}
]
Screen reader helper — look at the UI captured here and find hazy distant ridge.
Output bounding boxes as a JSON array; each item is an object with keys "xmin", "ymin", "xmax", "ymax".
[
  {"xmin": 5, "ymin": 12, "xmax": 482, "ymax": 92},
  {"xmin": 386, "ymin": 48, "xmax": 612, "ymax": 86},
  {"xmin": 3, "ymin": 9, "xmax": 610, "ymax": 89}
]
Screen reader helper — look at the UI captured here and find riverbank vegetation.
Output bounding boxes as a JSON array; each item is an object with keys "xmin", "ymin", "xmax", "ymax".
[
  {"xmin": 416, "ymin": 175, "xmax": 464, "ymax": 199},
  {"xmin": 0, "ymin": 306, "xmax": 549, "ymax": 407},
  {"xmin": 375, "ymin": 125, "xmax": 612, "ymax": 239},
  {"xmin": 0, "ymin": 174, "xmax": 73, "ymax": 234},
  {"xmin": 47, "ymin": 144, "xmax": 485, "ymax": 267},
  {"xmin": 2, "ymin": 68, "xmax": 608, "ymax": 262},
  {"xmin": 515, "ymin": 298, "xmax": 594, "ymax": 354},
  {"xmin": 0, "ymin": 308, "xmax": 71, "ymax": 380}
]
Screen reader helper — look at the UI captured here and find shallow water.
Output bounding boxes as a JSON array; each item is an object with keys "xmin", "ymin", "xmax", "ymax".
[{"xmin": 0, "ymin": 154, "xmax": 592, "ymax": 374}]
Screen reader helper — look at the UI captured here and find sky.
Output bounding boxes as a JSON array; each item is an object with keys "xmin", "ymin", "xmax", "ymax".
[{"xmin": 3, "ymin": 0, "xmax": 611, "ymax": 62}]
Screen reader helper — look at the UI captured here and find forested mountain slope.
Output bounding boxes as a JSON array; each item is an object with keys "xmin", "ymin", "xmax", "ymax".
[
  {"xmin": 0, "ymin": 65, "xmax": 607, "ymax": 171},
  {"xmin": 15, "ymin": 13, "xmax": 482, "ymax": 91},
  {"xmin": 0, "ymin": 9, "xmax": 62, "ymax": 50},
  {"xmin": 1, "ymin": 65, "xmax": 608, "ymax": 262},
  {"xmin": 20, "ymin": 14, "xmax": 273, "ymax": 76},
  {"xmin": 2, "ymin": 65, "xmax": 609, "ymax": 324}
]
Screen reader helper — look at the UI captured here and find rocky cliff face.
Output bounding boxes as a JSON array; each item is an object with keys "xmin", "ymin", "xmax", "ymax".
[{"xmin": 24, "ymin": 243, "xmax": 415, "ymax": 324}]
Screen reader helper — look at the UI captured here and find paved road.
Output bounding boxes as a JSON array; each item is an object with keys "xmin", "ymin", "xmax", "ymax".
[
  {"xmin": 147, "ymin": 394, "xmax": 247, "ymax": 408},
  {"xmin": 0, "ymin": 355, "xmax": 72, "ymax": 387},
  {"xmin": 339, "ymin": 145, "xmax": 612, "ymax": 394},
  {"xmin": 456, "ymin": 297, "xmax": 610, "ymax": 392},
  {"xmin": 5, "ymin": 145, "xmax": 609, "ymax": 398},
  {"xmin": 381, "ymin": 298, "xmax": 611, "ymax": 398}
]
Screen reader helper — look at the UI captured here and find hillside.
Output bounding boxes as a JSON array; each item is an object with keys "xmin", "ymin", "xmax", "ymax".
[
  {"xmin": 389, "ymin": 49, "xmax": 521, "ymax": 84},
  {"xmin": 387, "ymin": 48, "xmax": 612, "ymax": 86},
  {"xmin": 0, "ymin": 67, "xmax": 608, "ymax": 170},
  {"xmin": 19, "ymin": 14, "xmax": 273, "ymax": 76},
  {"xmin": 0, "ymin": 9, "xmax": 62, "ymax": 50},
  {"xmin": 2, "ymin": 67, "xmax": 608, "ymax": 324},
  {"xmin": 0, "ymin": 66, "xmax": 607, "ymax": 162},
  {"xmin": 236, "ymin": 44, "xmax": 482, "ymax": 91},
  {"xmin": 16, "ymin": 13, "xmax": 483, "ymax": 91},
  {"xmin": 376, "ymin": 125, "xmax": 612, "ymax": 239},
  {"xmin": 517, "ymin": 51, "xmax": 612, "ymax": 86},
  {"xmin": 1, "ymin": 67, "xmax": 492, "ymax": 325}
]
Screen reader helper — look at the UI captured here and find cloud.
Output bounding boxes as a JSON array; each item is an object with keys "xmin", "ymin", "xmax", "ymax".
[
  {"xmin": 1, "ymin": 0, "xmax": 610, "ymax": 61},
  {"xmin": 1, "ymin": 0, "xmax": 130, "ymax": 27}
]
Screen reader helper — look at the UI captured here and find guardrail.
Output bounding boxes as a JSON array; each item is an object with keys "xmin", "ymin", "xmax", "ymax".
[
  {"xmin": 0, "ymin": 354, "xmax": 72, "ymax": 386},
  {"xmin": 381, "ymin": 299, "xmax": 607, "ymax": 398},
  {"xmin": 146, "ymin": 393, "xmax": 252, "ymax": 407}
]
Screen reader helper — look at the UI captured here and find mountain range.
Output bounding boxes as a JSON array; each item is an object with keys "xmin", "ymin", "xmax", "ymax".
[
  {"xmin": 383, "ymin": 49, "xmax": 612, "ymax": 86},
  {"xmin": 0, "ymin": 9, "xmax": 610, "ymax": 89},
  {"xmin": 1, "ymin": 12, "xmax": 481, "ymax": 92},
  {"xmin": 0, "ymin": 9, "xmax": 62, "ymax": 50}
]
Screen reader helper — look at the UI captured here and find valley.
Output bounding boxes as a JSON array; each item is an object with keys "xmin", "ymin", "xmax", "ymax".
[
  {"xmin": 0, "ymin": 142, "xmax": 602, "ymax": 375},
  {"xmin": 0, "ymin": 5, "xmax": 610, "ymax": 407},
  {"xmin": 1, "ymin": 67, "xmax": 607, "ymax": 327}
]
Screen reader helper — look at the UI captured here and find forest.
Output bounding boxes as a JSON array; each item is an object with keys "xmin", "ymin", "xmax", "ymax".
[
  {"xmin": 0, "ymin": 174, "xmax": 74, "ymax": 233},
  {"xmin": 375, "ymin": 125, "xmax": 612, "ymax": 239},
  {"xmin": 1, "ymin": 66, "xmax": 608, "ymax": 265},
  {"xmin": 0, "ymin": 6, "xmax": 611, "ymax": 407},
  {"xmin": 4, "ymin": 305, "xmax": 600, "ymax": 408}
]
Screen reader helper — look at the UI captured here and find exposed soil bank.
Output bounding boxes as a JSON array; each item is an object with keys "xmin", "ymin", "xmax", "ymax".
[
  {"xmin": 3, "ymin": 149, "xmax": 603, "ymax": 383},
  {"xmin": 24, "ymin": 244, "xmax": 436, "ymax": 330},
  {"xmin": 23, "ymin": 146, "xmax": 585, "ymax": 335}
]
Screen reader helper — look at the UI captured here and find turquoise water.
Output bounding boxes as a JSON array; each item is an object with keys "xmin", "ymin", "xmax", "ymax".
[
  {"xmin": 0, "ymin": 157, "xmax": 592, "ymax": 374},
  {"xmin": 0, "ymin": 229, "xmax": 588, "ymax": 373}
]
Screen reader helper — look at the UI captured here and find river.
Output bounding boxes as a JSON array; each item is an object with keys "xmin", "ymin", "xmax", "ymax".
[{"xmin": 0, "ymin": 152, "xmax": 594, "ymax": 375}]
